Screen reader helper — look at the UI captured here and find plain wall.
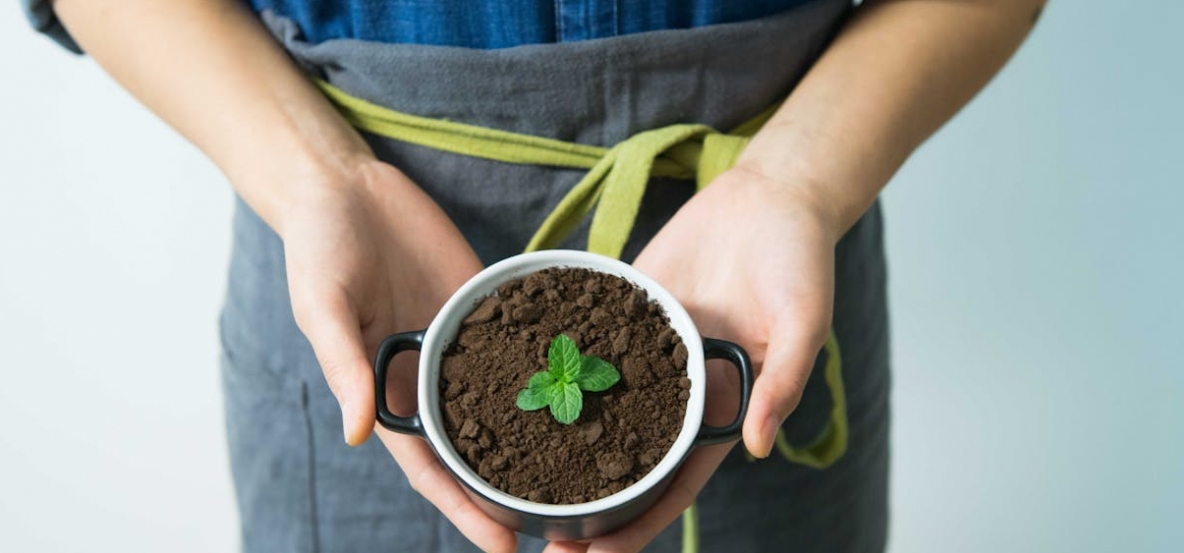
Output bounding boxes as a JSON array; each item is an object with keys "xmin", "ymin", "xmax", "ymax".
[
  {"xmin": 883, "ymin": 2, "xmax": 1184, "ymax": 552},
  {"xmin": 1, "ymin": 1, "xmax": 1181, "ymax": 551}
]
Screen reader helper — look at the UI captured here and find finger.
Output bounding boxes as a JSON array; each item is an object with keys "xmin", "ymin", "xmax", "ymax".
[
  {"xmin": 378, "ymin": 430, "xmax": 518, "ymax": 553},
  {"xmin": 741, "ymin": 315, "xmax": 828, "ymax": 458},
  {"xmin": 292, "ymin": 288, "xmax": 376, "ymax": 446},
  {"xmin": 585, "ymin": 444, "xmax": 731, "ymax": 553}
]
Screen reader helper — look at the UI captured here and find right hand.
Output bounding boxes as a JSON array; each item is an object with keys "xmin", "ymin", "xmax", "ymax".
[{"xmin": 280, "ymin": 160, "xmax": 518, "ymax": 553}]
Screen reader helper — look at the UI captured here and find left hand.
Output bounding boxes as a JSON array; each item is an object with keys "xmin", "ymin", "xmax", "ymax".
[{"xmin": 542, "ymin": 165, "xmax": 841, "ymax": 553}]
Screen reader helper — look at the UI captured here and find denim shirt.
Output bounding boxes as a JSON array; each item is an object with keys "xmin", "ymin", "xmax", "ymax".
[
  {"xmin": 23, "ymin": 0, "xmax": 817, "ymax": 53},
  {"xmin": 245, "ymin": 0, "xmax": 818, "ymax": 48}
]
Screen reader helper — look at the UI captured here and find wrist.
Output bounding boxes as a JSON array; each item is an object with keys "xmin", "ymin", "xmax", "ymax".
[
  {"xmin": 233, "ymin": 143, "xmax": 379, "ymax": 238},
  {"xmin": 734, "ymin": 127, "xmax": 884, "ymax": 238},
  {"xmin": 725, "ymin": 161, "xmax": 846, "ymax": 246}
]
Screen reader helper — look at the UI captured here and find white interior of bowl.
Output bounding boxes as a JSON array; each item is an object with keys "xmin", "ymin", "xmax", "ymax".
[{"xmin": 417, "ymin": 250, "xmax": 706, "ymax": 516}]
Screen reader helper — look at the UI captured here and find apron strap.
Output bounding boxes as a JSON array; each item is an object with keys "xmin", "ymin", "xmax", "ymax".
[
  {"xmin": 316, "ymin": 76, "xmax": 849, "ymax": 503},
  {"xmin": 529, "ymin": 124, "xmax": 742, "ymax": 258}
]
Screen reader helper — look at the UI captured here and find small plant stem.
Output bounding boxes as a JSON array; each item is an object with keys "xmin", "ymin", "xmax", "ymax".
[{"xmin": 681, "ymin": 501, "xmax": 699, "ymax": 553}]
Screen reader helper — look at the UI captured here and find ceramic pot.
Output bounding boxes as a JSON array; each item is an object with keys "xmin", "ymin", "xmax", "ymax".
[{"xmin": 373, "ymin": 250, "xmax": 752, "ymax": 540}]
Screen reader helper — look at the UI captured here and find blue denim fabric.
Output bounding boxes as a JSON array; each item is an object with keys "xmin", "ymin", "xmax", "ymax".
[
  {"xmin": 21, "ymin": 0, "xmax": 81, "ymax": 52},
  {"xmin": 22, "ymin": 0, "xmax": 818, "ymax": 52},
  {"xmin": 245, "ymin": 0, "xmax": 818, "ymax": 47}
]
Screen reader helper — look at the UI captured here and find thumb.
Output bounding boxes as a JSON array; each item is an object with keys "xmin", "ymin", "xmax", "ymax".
[
  {"xmin": 741, "ymin": 317, "xmax": 828, "ymax": 458},
  {"xmin": 293, "ymin": 290, "xmax": 376, "ymax": 446}
]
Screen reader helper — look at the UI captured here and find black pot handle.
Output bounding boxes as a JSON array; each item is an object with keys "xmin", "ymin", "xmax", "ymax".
[
  {"xmin": 694, "ymin": 337, "xmax": 754, "ymax": 447},
  {"xmin": 374, "ymin": 330, "xmax": 426, "ymax": 437}
]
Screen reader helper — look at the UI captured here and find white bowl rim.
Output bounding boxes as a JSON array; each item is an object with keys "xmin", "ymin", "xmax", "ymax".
[{"xmin": 416, "ymin": 250, "xmax": 707, "ymax": 517}]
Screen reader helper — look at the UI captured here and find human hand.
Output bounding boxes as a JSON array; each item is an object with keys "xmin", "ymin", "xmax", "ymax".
[
  {"xmin": 542, "ymin": 165, "xmax": 840, "ymax": 552},
  {"xmin": 281, "ymin": 160, "xmax": 518, "ymax": 553}
]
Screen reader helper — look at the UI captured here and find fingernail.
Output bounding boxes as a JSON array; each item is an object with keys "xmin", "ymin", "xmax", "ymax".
[
  {"xmin": 341, "ymin": 399, "xmax": 356, "ymax": 445},
  {"xmin": 759, "ymin": 414, "xmax": 779, "ymax": 458}
]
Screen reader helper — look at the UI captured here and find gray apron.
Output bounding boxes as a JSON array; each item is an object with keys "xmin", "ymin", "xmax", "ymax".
[{"xmin": 220, "ymin": 0, "xmax": 889, "ymax": 551}]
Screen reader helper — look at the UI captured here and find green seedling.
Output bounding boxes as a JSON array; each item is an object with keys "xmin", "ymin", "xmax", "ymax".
[{"xmin": 516, "ymin": 334, "xmax": 620, "ymax": 424}]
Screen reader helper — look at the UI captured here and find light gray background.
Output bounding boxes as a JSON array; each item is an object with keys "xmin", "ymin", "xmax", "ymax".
[{"xmin": 1, "ymin": 1, "xmax": 1181, "ymax": 551}]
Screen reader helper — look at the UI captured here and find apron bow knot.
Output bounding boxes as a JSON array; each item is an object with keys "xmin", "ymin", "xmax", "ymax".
[
  {"xmin": 316, "ymin": 80, "xmax": 754, "ymax": 257},
  {"xmin": 529, "ymin": 124, "xmax": 751, "ymax": 258}
]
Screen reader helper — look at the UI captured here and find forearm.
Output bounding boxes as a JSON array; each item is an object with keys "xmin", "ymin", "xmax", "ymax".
[
  {"xmin": 738, "ymin": 0, "xmax": 1045, "ymax": 236},
  {"xmin": 53, "ymin": 0, "xmax": 373, "ymax": 234}
]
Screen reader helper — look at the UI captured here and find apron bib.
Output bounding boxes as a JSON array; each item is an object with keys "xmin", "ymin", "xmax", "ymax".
[{"xmin": 220, "ymin": 1, "xmax": 890, "ymax": 551}]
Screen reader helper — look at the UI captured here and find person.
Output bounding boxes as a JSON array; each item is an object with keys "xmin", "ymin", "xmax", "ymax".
[{"xmin": 22, "ymin": 0, "xmax": 1043, "ymax": 551}]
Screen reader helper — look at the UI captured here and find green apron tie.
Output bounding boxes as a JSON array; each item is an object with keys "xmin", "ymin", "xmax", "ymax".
[
  {"xmin": 317, "ymin": 82, "xmax": 750, "ymax": 259},
  {"xmin": 317, "ymin": 80, "xmax": 848, "ymax": 548},
  {"xmin": 529, "ymin": 125, "xmax": 749, "ymax": 258}
]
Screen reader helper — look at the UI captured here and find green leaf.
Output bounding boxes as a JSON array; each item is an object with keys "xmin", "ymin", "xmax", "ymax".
[
  {"xmin": 518, "ymin": 334, "xmax": 622, "ymax": 424},
  {"xmin": 548, "ymin": 382, "xmax": 583, "ymax": 425},
  {"xmin": 576, "ymin": 356, "xmax": 620, "ymax": 392},
  {"xmin": 527, "ymin": 371, "xmax": 556, "ymax": 391},
  {"xmin": 516, "ymin": 387, "xmax": 552, "ymax": 411},
  {"xmin": 548, "ymin": 334, "xmax": 581, "ymax": 383}
]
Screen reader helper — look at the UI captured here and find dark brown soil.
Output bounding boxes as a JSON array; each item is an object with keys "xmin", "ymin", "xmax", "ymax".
[{"xmin": 439, "ymin": 267, "xmax": 690, "ymax": 504}]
